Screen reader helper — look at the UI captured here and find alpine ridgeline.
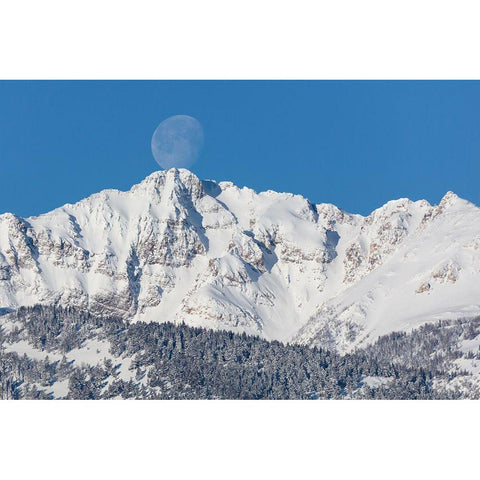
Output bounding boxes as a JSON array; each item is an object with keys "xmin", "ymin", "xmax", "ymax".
[{"xmin": 1, "ymin": 168, "xmax": 479, "ymax": 353}]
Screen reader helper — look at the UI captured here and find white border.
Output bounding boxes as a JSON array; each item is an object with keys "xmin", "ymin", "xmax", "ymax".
[
  {"xmin": 0, "ymin": 400, "xmax": 478, "ymax": 479},
  {"xmin": 0, "ymin": 1, "xmax": 479, "ymax": 79}
]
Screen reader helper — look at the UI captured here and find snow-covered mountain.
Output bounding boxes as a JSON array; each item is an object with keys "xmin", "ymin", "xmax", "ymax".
[{"xmin": 1, "ymin": 168, "xmax": 479, "ymax": 352}]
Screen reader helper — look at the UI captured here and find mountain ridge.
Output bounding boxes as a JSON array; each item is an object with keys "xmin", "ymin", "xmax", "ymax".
[{"xmin": 1, "ymin": 168, "xmax": 479, "ymax": 352}]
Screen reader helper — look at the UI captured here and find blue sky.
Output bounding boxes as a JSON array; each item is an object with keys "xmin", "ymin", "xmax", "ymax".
[{"xmin": 0, "ymin": 80, "xmax": 479, "ymax": 217}]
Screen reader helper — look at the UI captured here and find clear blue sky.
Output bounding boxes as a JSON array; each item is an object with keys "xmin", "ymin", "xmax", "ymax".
[{"xmin": 0, "ymin": 81, "xmax": 479, "ymax": 217}]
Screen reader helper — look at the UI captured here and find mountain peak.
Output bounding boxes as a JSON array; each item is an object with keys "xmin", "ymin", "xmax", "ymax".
[
  {"xmin": 439, "ymin": 191, "xmax": 476, "ymax": 210},
  {"xmin": 440, "ymin": 190, "xmax": 460, "ymax": 206},
  {"xmin": 135, "ymin": 168, "xmax": 200, "ymax": 187},
  {"xmin": 131, "ymin": 168, "xmax": 205, "ymax": 202}
]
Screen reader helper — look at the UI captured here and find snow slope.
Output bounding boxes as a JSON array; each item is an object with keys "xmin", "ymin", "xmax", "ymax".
[{"xmin": 1, "ymin": 168, "xmax": 479, "ymax": 351}]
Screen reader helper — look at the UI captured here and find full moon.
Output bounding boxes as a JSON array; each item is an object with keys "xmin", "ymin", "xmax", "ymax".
[{"xmin": 151, "ymin": 115, "xmax": 204, "ymax": 170}]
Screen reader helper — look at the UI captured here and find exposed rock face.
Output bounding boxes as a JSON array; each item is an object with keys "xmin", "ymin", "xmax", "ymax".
[
  {"xmin": 342, "ymin": 198, "xmax": 431, "ymax": 283},
  {"xmin": 1, "ymin": 168, "xmax": 480, "ymax": 351}
]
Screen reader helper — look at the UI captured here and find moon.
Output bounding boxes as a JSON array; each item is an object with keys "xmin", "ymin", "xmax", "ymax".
[{"xmin": 151, "ymin": 115, "xmax": 204, "ymax": 170}]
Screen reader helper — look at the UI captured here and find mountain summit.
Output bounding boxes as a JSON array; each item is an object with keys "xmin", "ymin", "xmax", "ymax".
[{"xmin": 1, "ymin": 168, "xmax": 479, "ymax": 352}]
